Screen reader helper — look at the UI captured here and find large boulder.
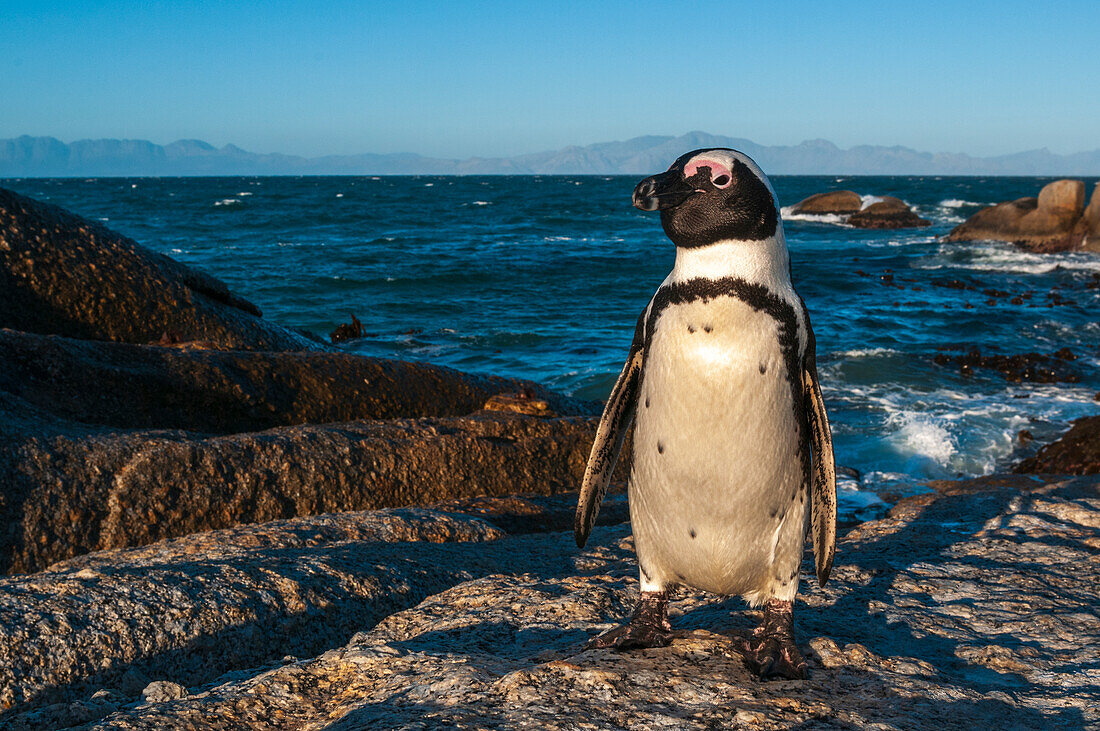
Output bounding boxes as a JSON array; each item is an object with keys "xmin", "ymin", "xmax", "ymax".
[
  {"xmin": 790, "ymin": 190, "xmax": 862, "ymax": 215},
  {"xmin": 1037, "ymin": 178, "xmax": 1085, "ymax": 213},
  {"xmin": 0, "ymin": 328, "xmax": 590, "ymax": 433},
  {"xmin": 0, "ymin": 391, "xmax": 617, "ymax": 573},
  {"xmin": 847, "ymin": 196, "xmax": 931, "ymax": 229},
  {"xmin": 946, "ymin": 179, "xmax": 1094, "ymax": 252},
  {"xmin": 0, "ymin": 186, "xmax": 322, "ymax": 350},
  {"xmin": 3, "ymin": 474, "xmax": 1095, "ymax": 729},
  {"xmin": 1080, "ymin": 183, "xmax": 1100, "ymax": 252},
  {"xmin": 1014, "ymin": 415, "xmax": 1100, "ymax": 475}
]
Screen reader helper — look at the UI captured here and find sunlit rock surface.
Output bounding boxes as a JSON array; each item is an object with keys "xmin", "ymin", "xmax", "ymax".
[{"xmin": 1, "ymin": 475, "xmax": 1094, "ymax": 729}]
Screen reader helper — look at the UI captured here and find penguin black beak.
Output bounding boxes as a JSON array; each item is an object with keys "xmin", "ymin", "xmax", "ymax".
[{"xmin": 633, "ymin": 169, "xmax": 696, "ymax": 211}]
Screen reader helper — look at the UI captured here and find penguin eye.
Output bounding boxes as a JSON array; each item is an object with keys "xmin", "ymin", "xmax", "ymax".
[{"xmin": 685, "ymin": 158, "xmax": 734, "ymax": 189}]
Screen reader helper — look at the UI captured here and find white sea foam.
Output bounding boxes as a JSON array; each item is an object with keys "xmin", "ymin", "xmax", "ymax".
[
  {"xmin": 836, "ymin": 347, "xmax": 898, "ymax": 358},
  {"xmin": 237, "ymin": 191, "xmax": 253, "ymax": 196},
  {"xmin": 938, "ymin": 198, "xmax": 981, "ymax": 208},
  {"xmin": 213, "ymin": 198, "xmax": 241, "ymax": 207},
  {"xmin": 918, "ymin": 242, "xmax": 1100, "ymax": 275},
  {"xmin": 888, "ymin": 412, "xmax": 958, "ymax": 466},
  {"xmin": 336, "ymin": 193, "xmax": 344, "ymax": 198},
  {"xmin": 424, "ymin": 183, "xmax": 434, "ymax": 187},
  {"xmin": 859, "ymin": 194, "xmax": 883, "ymax": 209},
  {"xmin": 98, "ymin": 217, "xmax": 109, "ymax": 222},
  {"xmin": 472, "ymin": 201, "xmax": 491, "ymax": 206},
  {"xmin": 370, "ymin": 177, "xmax": 381, "ymax": 181},
  {"xmin": 779, "ymin": 206, "xmax": 851, "ymax": 226}
]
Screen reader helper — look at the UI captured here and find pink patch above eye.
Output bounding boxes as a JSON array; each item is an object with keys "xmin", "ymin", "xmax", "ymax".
[{"xmin": 684, "ymin": 158, "xmax": 733, "ymax": 187}]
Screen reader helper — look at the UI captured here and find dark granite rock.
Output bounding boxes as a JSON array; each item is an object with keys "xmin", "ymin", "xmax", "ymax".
[
  {"xmin": 945, "ymin": 179, "xmax": 1094, "ymax": 252},
  {"xmin": 932, "ymin": 346, "xmax": 1082, "ymax": 383},
  {"xmin": 0, "ymin": 186, "xmax": 322, "ymax": 350},
  {"xmin": 790, "ymin": 190, "xmax": 862, "ymax": 215},
  {"xmin": 329, "ymin": 314, "xmax": 364, "ymax": 344},
  {"xmin": 0, "ymin": 394, "xmax": 616, "ymax": 573},
  {"xmin": 847, "ymin": 196, "xmax": 931, "ymax": 229},
  {"xmin": 1014, "ymin": 415, "xmax": 1100, "ymax": 475},
  {"xmin": 0, "ymin": 328, "xmax": 591, "ymax": 433},
  {"xmin": 2, "ymin": 474, "xmax": 1094, "ymax": 729}
]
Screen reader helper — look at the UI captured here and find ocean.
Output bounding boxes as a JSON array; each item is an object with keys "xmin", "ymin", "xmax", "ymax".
[{"xmin": 4, "ymin": 174, "xmax": 1099, "ymax": 519}]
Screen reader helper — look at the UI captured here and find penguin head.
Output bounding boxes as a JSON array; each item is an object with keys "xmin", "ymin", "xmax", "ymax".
[{"xmin": 633, "ymin": 148, "xmax": 779, "ymax": 248}]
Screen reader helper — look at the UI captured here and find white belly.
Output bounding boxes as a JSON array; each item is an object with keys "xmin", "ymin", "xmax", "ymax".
[{"xmin": 629, "ymin": 295, "xmax": 808, "ymax": 603}]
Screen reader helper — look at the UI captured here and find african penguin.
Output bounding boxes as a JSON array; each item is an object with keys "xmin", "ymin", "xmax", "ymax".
[{"xmin": 574, "ymin": 148, "xmax": 836, "ymax": 680}]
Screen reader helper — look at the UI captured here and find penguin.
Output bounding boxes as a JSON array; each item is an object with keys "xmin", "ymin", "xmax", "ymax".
[{"xmin": 574, "ymin": 148, "xmax": 836, "ymax": 680}]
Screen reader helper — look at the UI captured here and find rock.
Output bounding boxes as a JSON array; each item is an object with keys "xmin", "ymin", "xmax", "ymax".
[
  {"xmin": 1037, "ymin": 179, "xmax": 1085, "ymax": 213},
  {"xmin": 1082, "ymin": 183, "xmax": 1100, "ymax": 252},
  {"xmin": 329, "ymin": 314, "xmax": 364, "ymax": 344},
  {"xmin": 433, "ymin": 490, "xmax": 629, "ymax": 535},
  {"xmin": 1014, "ymin": 415, "xmax": 1100, "ymax": 475},
  {"xmin": 790, "ymin": 190, "xmax": 862, "ymax": 215},
  {"xmin": 0, "ymin": 395, "xmax": 617, "ymax": 573},
  {"xmin": 0, "ymin": 507, "xmax": 516, "ymax": 720},
  {"xmin": 0, "ymin": 186, "xmax": 322, "ymax": 350},
  {"xmin": 0, "ymin": 328, "xmax": 590, "ymax": 433},
  {"xmin": 946, "ymin": 179, "xmax": 1094, "ymax": 252},
  {"xmin": 932, "ymin": 347, "xmax": 1082, "ymax": 384},
  {"xmin": 847, "ymin": 196, "xmax": 931, "ymax": 229},
  {"xmin": 10, "ymin": 473, "xmax": 1087, "ymax": 730},
  {"xmin": 140, "ymin": 682, "xmax": 187, "ymax": 704}
]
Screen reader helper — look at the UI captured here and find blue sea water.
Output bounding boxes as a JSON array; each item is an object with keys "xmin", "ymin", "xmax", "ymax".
[{"xmin": 4, "ymin": 174, "xmax": 1099, "ymax": 518}]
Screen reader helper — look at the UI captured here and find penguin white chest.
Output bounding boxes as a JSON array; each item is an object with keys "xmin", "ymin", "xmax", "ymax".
[{"xmin": 629, "ymin": 294, "xmax": 807, "ymax": 600}]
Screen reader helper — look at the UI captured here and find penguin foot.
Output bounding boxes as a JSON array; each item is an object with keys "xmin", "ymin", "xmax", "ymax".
[
  {"xmin": 587, "ymin": 590, "xmax": 672, "ymax": 651},
  {"xmin": 741, "ymin": 598, "xmax": 807, "ymax": 680}
]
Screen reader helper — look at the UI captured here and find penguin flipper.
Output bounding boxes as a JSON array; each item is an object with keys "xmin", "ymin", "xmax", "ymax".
[
  {"xmin": 802, "ymin": 320, "xmax": 837, "ymax": 586},
  {"xmin": 574, "ymin": 311, "xmax": 646, "ymax": 548}
]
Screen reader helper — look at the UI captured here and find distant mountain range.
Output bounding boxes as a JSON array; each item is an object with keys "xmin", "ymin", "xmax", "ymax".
[{"xmin": 3, "ymin": 132, "xmax": 1099, "ymax": 177}]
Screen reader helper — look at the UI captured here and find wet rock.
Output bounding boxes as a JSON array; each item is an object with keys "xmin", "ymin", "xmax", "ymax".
[
  {"xmin": 932, "ymin": 347, "xmax": 1082, "ymax": 383},
  {"xmin": 0, "ymin": 328, "xmax": 590, "ymax": 433},
  {"xmin": 945, "ymin": 179, "xmax": 1094, "ymax": 252},
  {"xmin": 790, "ymin": 190, "xmax": 862, "ymax": 215},
  {"xmin": 0, "ymin": 186, "xmax": 322, "ymax": 350},
  {"xmin": 40, "ymin": 474, "xmax": 1095, "ymax": 730},
  {"xmin": 1014, "ymin": 415, "xmax": 1100, "ymax": 475},
  {"xmin": 847, "ymin": 196, "xmax": 931, "ymax": 229},
  {"xmin": 0, "ymin": 398, "xmax": 615, "ymax": 573},
  {"xmin": 329, "ymin": 314, "xmax": 364, "ymax": 344}
]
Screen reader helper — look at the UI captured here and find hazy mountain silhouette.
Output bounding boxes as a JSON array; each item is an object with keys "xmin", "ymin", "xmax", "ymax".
[{"xmin": 3, "ymin": 132, "xmax": 1099, "ymax": 176}]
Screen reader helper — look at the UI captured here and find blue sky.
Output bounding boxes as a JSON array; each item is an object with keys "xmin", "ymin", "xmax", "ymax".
[{"xmin": 2, "ymin": 1, "xmax": 1097, "ymax": 158}]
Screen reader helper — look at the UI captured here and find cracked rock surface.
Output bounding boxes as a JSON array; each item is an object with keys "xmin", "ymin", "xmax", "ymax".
[
  {"xmin": 0, "ymin": 396, "xmax": 611, "ymax": 573},
  {"xmin": 2, "ymin": 474, "xmax": 1094, "ymax": 729}
]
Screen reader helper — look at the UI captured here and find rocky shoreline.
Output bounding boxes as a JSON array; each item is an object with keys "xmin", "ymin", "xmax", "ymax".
[
  {"xmin": 1, "ymin": 475, "xmax": 1095, "ymax": 729},
  {"xmin": 1, "ymin": 185, "xmax": 1098, "ymax": 728}
]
